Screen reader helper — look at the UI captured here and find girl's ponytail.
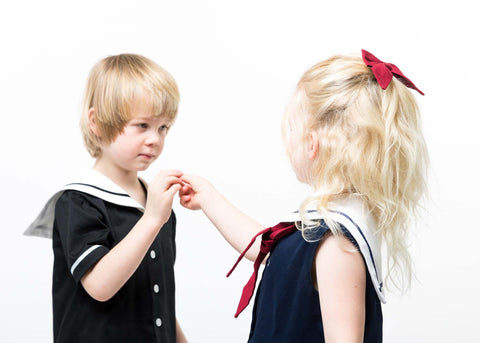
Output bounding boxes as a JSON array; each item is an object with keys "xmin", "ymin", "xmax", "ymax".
[{"xmin": 295, "ymin": 52, "xmax": 428, "ymax": 292}]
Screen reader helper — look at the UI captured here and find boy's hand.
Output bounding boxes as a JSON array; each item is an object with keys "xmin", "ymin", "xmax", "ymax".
[
  {"xmin": 144, "ymin": 170, "xmax": 183, "ymax": 227},
  {"xmin": 179, "ymin": 174, "xmax": 214, "ymax": 211}
]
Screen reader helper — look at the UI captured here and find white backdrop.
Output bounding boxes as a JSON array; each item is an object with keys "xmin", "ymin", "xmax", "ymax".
[{"xmin": 1, "ymin": 1, "xmax": 479, "ymax": 342}]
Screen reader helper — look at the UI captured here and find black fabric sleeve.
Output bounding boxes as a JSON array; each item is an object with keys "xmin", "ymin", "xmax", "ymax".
[
  {"xmin": 54, "ymin": 191, "xmax": 111, "ymax": 283},
  {"xmin": 171, "ymin": 210, "xmax": 176, "ymax": 262}
]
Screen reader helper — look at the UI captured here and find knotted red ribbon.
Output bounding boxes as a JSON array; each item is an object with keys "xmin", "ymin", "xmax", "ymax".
[
  {"xmin": 362, "ymin": 49, "xmax": 424, "ymax": 95},
  {"xmin": 227, "ymin": 222, "xmax": 297, "ymax": 317}
]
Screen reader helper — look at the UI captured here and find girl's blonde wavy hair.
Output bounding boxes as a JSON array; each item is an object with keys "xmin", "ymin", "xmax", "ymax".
[
  {"xmin": 80, "ymin": 54, "xmax": 179, "ymax": 157},
  {"xmin": 288, "ymin": 53, "xmax": 428, "ymax": 292}
]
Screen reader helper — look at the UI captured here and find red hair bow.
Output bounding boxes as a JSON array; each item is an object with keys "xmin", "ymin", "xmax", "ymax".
[{"xmin": 362, "ymin": 49, "xmax": 424, "ymax": 95}]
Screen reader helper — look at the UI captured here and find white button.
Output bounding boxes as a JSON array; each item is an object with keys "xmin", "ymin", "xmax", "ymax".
[
  {"xmin": 153, "ymin": 284, "xmax": 159, "ymax": 293},
  {"xmin": 150, "ymin": 250, "xmax": 156, "ymax": 259},
  {"xmin": 156, "ymin": 318, "xmax": 162, "ymax": 327}
]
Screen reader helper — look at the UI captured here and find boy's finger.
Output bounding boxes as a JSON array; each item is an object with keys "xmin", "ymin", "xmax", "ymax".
[
  {"xmin": 162, "ymin": 170, "xmax": 183, "ymax": 177},
  {"xmin": 179, "ymin": 174, "xmax": 194, "ymax": 185},
  {"xmin": 159, "ymin": 176, "xmax": 183, "ymax": 188},
  {"xmin": 166, "ymin": 183, "xmax": 182, "ymax": 198}
]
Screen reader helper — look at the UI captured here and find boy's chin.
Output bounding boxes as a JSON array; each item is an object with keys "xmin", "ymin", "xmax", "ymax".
[{"xmin": 131, "ymin": 162, "xmax": 152, "ymax": 172}]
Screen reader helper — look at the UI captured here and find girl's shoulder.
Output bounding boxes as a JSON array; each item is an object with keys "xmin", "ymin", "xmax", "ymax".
[{"xmin": 284, "ymin": 195, "xmax": 386, "ymax": 303}]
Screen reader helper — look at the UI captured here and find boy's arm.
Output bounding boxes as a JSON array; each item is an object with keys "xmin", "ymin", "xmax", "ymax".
[
  {"xmin": 179, "ymin": 174, "xmax": 264, "ymax": 261},
  {"xmin": 176, "ymin": 319, "xmax": 188, "ymax": 343},
  {"xmin": 315, "ymin": 233, "xmax": 366, "ymax": 342},
  {"xmin": 81, "ymin": 170, "xmax": 182, "ymax": 302}
]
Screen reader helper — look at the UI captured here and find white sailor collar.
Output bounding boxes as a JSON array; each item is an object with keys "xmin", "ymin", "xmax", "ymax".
[
  {"xmin": 284, "ymin": 196, "xmax": 386, "ymax": 304},
  {"xmin": 24, "ymin": 169, "xmax": 146, "ymax": 239}
]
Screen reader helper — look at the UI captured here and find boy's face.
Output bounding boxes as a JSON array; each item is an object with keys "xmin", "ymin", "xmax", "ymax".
[{"xmin": 99, "ymin": 102, "xmax": 171, "ymax": 173}]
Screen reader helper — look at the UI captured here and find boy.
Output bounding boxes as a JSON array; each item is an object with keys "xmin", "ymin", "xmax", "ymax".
[{"xmin": 25, "ymin": 54, "xmax": 187, "ymax": 343}]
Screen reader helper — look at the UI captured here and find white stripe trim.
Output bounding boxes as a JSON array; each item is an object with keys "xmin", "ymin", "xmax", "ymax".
[
  {"xmin": 65, "ymin": 184, "xmax": 144, "ymax": 211},
  {"xmin": 70, "ymin": 245, "xmax": 102, "ymax": 275}
]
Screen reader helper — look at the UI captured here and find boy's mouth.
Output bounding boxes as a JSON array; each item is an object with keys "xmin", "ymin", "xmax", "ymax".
[{"xmin": 139, "ymin": 153, "xmax": 155, "ymax": 160}]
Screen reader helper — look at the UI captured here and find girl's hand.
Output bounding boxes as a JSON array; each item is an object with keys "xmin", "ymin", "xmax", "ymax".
[
  {"xmin": 178, "ymin": 173, "xmax": 264, "ymax": 260},
  {"xmin": 179, "ymin": 174, "xmax": 214, "ymax": 211},
  {"xmin": 144, "ymin": 170, "xmax": 183, "ymax": 227}
]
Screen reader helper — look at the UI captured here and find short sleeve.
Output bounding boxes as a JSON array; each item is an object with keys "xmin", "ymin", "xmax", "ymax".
[{"xmin": 54, "ymin": 191, "xmax": 111, "ymax": 283}]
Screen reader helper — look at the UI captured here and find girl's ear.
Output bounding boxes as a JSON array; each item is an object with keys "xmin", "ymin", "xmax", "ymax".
[
  {"xmin": 307, "ymin": 131, "xmax": 319, "ymax": 160},
  {"xmin": 88, "ymin": 108, "xmax": 101, "ymax": 137}
]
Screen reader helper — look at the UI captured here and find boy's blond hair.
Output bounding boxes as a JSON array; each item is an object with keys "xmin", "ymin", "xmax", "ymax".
[{"xmin": 80, "ymin": 54, "xmax": 179, "ymax": 157}]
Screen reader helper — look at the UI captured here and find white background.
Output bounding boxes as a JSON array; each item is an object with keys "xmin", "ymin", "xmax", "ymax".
[{"xmin": 1, "ymin": 0, "xmax": 479, "ymax": 342}]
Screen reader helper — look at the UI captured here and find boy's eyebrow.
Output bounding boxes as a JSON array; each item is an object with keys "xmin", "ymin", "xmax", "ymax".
[
  {"xmin": 131, "ymin": 115, "xmax": 158, "ymax": 121},
  {"xmin": 131, "ymin": 116, "xmax": 153, "ymax": 121},
  {"xmin": 131, "ymin": 115, "xmax": 171, "ymax": 124}
]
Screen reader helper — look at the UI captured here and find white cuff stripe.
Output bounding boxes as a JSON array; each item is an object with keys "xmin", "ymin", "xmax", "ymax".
[{"xmin": 70, "ymin": 245, "xmax": 102, "ymax": 275}]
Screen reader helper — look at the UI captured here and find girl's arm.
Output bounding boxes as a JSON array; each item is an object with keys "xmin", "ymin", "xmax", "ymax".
[
  {"xmin": 315, "ymin": 233, "xmax": 366, "ymax": 343},
  {"xmin": 81, "ymin": 170, "xmax": 183, "ymax": 302},
  {"xmin": 179, "ymin": 174, "xmax": 264, "ymax": 261}
]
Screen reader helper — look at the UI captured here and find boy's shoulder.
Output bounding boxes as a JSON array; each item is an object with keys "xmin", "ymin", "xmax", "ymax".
[
  {"xmin": 24, "ymin": 170, "xmax": 145, "ymax": 239},
  {"xmin": 55, "ymin": 189, "xmax": 106, "ymax": 216}
]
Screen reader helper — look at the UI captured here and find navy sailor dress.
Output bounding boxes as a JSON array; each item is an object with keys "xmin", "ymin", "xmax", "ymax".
[{"xmin": 247, "ymin": 196, "xmax": 384, "ymax": 343}]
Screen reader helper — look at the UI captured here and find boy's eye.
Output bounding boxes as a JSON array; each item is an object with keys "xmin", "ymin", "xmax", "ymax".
[
  {"xmin": 137, "ymin": 123, "xmax": 148, "ymax": 129},
  {"xmin": 160, "ymin": 125, "xmax": 169, "ymax": 132}
]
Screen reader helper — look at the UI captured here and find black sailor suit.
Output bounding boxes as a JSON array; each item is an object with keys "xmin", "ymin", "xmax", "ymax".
[{"xmin": 25, "ymin": 169, "xmax": 177, "ymax": 343}]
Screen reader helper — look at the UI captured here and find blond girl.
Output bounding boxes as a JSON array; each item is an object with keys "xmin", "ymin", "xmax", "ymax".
[{"xmin": 179, "ymin": 50, "xmax": 427, "ymax": 342}]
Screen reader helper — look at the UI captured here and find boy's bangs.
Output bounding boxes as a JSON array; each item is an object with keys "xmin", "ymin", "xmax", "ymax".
[{"xmin": 130, "ymin": 82, "xmax": 178, "ymax": 123}]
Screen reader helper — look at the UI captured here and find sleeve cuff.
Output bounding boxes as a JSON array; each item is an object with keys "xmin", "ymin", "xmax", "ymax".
[{"xmin": 70, "ymin": 245, "xmax": 110, "ymax": 282}]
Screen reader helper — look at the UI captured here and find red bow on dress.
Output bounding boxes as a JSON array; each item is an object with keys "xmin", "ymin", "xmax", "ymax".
[
  {"xmin": 362, "ymin": 49, "xmax": 424, "ymax": 95},
  {"xmin": 227, "ymin": 222, "xmax": 297, "ymax": 317}
]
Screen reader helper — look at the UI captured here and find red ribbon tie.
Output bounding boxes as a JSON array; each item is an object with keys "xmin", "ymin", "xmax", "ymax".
[{"xmin": 227, "ymin": 222, "xmax": 296, "ymax": 318}]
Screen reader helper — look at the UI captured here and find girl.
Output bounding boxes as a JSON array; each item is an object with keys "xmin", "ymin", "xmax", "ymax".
[
  {"xmin": 179, "ymin": 50, "xmax": 428, "ymax": 342},
  {"xmin": 25, "ymin": 54, "xmax": 188, "ymax": 343}
]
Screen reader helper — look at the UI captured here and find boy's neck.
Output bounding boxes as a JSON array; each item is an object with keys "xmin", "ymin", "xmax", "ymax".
[
  {"xmin": 93, "ymin": 161, "xmax": 137, "ymax": 185},
  {"xmin": 93, "ymin": 161, "xmax": 146, "ymax": 206}
]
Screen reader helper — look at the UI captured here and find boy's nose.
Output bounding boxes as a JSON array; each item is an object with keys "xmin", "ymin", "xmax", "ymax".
[{"xmin": 146, "ymin": 131, "xmax": 162, "ymax": 145}]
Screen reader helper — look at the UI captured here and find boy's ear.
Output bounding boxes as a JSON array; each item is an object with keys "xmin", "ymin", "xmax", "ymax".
[
  {"xmin": 307, "ymin": 131, "xmax": 319, "ymax": 160},
  {"xmin": 88, "ymin": 108, "xmax": 101, "ymax": 137}
]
